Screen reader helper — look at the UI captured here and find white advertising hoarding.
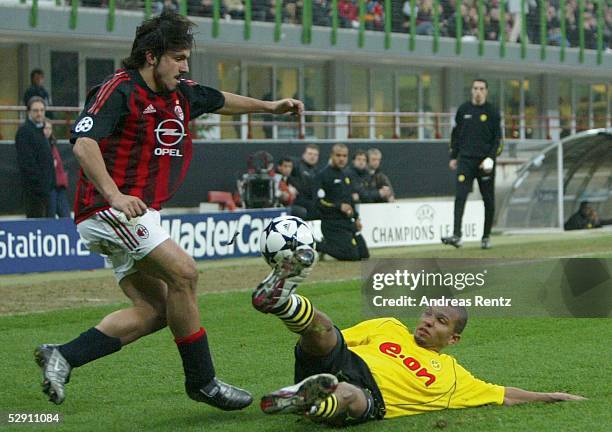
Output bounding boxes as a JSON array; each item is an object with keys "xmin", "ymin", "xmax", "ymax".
[{"xmin": 358, "ymin": 201, "xmax": 484, "ymax": 247}]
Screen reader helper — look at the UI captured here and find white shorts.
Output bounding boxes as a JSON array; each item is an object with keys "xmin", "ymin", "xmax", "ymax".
[{"xmin": 77, "ymin": 208, "xmax": 169, "ymax": 282}]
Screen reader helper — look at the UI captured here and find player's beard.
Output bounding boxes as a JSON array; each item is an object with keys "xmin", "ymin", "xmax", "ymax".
[{"xmin": 152, "ymin": 65, "xmax": 175, "ymax": 95}]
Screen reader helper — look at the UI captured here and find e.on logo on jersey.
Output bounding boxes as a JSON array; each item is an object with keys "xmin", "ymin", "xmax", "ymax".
[
  {"xmin": 379, "ymin": 342, "xmax": 437, "ymax": 386},
  {"xmin": 154, "ymin": 119, "xmax": 186, "ymax": 157}
]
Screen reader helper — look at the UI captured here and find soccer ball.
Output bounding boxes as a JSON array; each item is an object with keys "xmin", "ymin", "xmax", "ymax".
[{"xmin": 260, "ymin": 215, "xmax": 315, "ymax": 268}]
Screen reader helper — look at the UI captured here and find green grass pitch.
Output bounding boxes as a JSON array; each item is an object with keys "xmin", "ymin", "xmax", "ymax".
[{"xmin": 1, "ymin": 232, "xmax": 611, "ymax": 431}]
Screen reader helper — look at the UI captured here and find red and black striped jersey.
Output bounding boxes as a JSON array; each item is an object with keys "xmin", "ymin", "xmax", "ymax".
[{"xmin": 70, "ymin": 69, "xmax": 225, "ymax": 223}]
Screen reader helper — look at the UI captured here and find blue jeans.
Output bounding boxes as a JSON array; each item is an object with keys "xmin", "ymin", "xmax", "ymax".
[{"xmin": 48, "ymin": 187, "xmax": 71, "ymax": 218}]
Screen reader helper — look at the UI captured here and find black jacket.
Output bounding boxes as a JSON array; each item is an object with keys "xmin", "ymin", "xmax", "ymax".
[
  {"xmin": 15, "ymin": 119, "xmax": 55, "ymax": 197},
  {"xmin": 290, "ymin": 158, "xmax": 318, "ymax": 207},
  {"xmin": 23, "ymin": 85, "xmax": 51, "ymax": 107},
  {"xmin": 314, "ymin": 164, "xmax": 356, "ymax": 220},
  {"xmin": 450, "ymin": 101, "xmax": 501, "ymax": 160},
  {"xmin": 346, "ymin": 165, "xmax": 380, "ymax": 203}
]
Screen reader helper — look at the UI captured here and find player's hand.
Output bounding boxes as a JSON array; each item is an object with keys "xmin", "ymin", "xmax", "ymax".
[
  {"xmin": 109, "ymin": 192, "xmax": 147, "ymax": 220},
  {"xmin": 340, "ymin": 203, "xmax": 353, "ymax": 216},
  {"xmin": 449, "ymin": 159, "xmax": 458, "ymax": 170},
  {"xmin": 355, "ymin": 218, "xmax": 363, "ymax": 231},
  {"xmin": 270, "ymin": 98, "xmax": 304, "ymax": 115},
  {"xmin": 548, "ymin": 392, "xmax": 587, "ymax": 402}
]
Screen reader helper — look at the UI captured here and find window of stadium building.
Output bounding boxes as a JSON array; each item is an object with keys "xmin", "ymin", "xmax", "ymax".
[
  {"xmin": 217, "ymin": 61, "xmax": 328, "ymax": 139},
  {"xmin": 350, "ymin": 67, "xmax": 442, "ymax": 140},
  {"xmin": 246, "ymin": 65, "xmax": 273, "ymax": 139},
  {"xmin": 559, "ymin": 79, "xmax": 573, "ymax": 138},
  {"xmin": 51, "ymin": 51, "xmax": 79, "ymax": 107},
  {"xmin": 303, "ymin": 66, "xmax": 327, "ymax": 139},
  {"xmin": 0, "ymin": 46, "xmax": 19, "ymax": 140},
  {"xmin": 350, "ymin": 67, "xmax": 370, "ymax": 138},
  {"xmin": 575, "ymin": 83, "xmax": 591, "ymax": 132},
  {"xmin": 559, "ymin": 81, "xmax": 610, "ymax": 138},
  {"xmin": 85, "ymin": 59, "xmax": 115, "ymax": 95},
  {"xmin": 276, "ymin": 67, "xmax": 299, "ymax": 139},
  {"xmin": 592, "ymin": 84, "xmax": 608, "ymax": 129},
  {"xmin": 372, "ymin": 70, "xmax": 394, "ymax": 139},
  {"xmin": 504, "ymin": 79, "xmax": 522, "ymax": 140},
  {"xmin": 217, "ymin": 60, "xmax": 241, "ymax": 139},
  {"xmin": 397, "ymin": 74, "xmax": 418, "ymax": 139},
  {"xmin": 421, "ymin": 73, "xmax": 442, "ymax": 139}
]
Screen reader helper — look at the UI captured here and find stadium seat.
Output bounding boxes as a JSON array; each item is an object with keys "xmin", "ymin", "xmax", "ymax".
[{"xmin": 208, "ymin": 191, "xmax": 237, "ymax": 211}]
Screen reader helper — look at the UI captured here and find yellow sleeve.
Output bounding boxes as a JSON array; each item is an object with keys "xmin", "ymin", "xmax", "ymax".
[
  {"xmin": 341, "ymin": 318, "xmax": 404, "ymax": 347},
  {"xmin": 449, "ymin": 362, "xmax": 505, "ymax": 408}
]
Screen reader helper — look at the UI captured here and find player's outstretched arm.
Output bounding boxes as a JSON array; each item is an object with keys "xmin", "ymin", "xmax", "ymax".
[
  {"xmin": 73, "ymin": 137, "xmax": 147, "ymax": 219},
  {"xmin": 217, "ymin": 92, "xmax": 304, "ymax": 116},
  {"xmin": 503, "ymin": 387, "xmax": 586, "ymax": 406}
]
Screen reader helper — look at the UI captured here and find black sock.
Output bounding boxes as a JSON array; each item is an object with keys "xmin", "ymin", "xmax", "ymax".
[
  {"xmin": 58, "ymin": 327, "xmax": 122, "ymax": 368},
  {"xmin": 175, "ymin": 327, "xmax": 215, "ymax": 389}
]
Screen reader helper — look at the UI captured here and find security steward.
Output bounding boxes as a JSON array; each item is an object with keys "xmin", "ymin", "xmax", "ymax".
[
  {"xmin": 315, "ymin": 143, "xmax": 369, "ymax": 261},
  {"xmin": 442, "ymin": 79, "xmax": 501, "ymax": 250}
]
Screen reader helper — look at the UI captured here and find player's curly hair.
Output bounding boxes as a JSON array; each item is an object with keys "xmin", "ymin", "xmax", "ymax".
[{"xmin": 122, "ymin": 10, "xmax": 195, "ymax": 70}]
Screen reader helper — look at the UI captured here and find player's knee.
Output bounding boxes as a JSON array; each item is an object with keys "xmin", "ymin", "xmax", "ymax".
[
  {"xmin": 335, "ymin": 383, "xmax": 369, "ymax": 418},
  {"xmin": 168, "ymin": 260, "xmax": 199, "ymax": 292}
]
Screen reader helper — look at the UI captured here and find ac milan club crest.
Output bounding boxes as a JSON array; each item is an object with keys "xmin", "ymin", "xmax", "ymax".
[
  {"xmin": 135, "ymin": 224, "xmax": 149, "ymax": 239},
  {"xmin": 174, "ymin": 105, "xmax": 184, "ymax": 121}
]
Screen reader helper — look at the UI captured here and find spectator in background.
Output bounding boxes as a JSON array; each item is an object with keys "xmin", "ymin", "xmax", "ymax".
[
  {"xmin": 365, "ymin": 0, "xmax": 384, "ymax": 31},
  {"xmin": 155, "ymin": 0, "xmax": 179, "ymax": 14},
  {"xmin": 43, "ymin": 119, "xmax": 71, "ymax": 218},
  {"xmin": 564, "ymin": 201, "xmax": 611, "ymax": 230},
  {"xmin": 276, "ymin": 157, "xmax": 311, "ymax": 219},
  {"xmin": 23, "ymin": 69, "xmax": 52, "ymax": 116},
  {"xmin": 415, "ymin": 0, "xmax": 436, "ymax": 36},
  {"xmin": 274, "ymin": 157, "xmax": 298, "ymax": 207},
  {"xmin": 290, "ymin": 143, "xmax": 320, "ymax": 220},
  {"xmin": 338, "ymin": 0, "xmax": 359, "ymax": 28},
  {"xmin": 224, "ymin": 0, "xmax": 245, "ymax": 20},
  {"xmin": 346, "ymin": 150, "xmax": 385, "ymax": 204},
  {"xmin": 188, "ymin": 0, "xmax": 214, "ymax": 17},
  {"xmin": 508, "ymin": 0, "xmax": 525, "ymax": 43},
  {"xmin": 312, "ymin": 0, "xmax": 331, "ymax": 27},
  {"xmin": 15, "ymin": 97, "xmax": 55, "ymax": 218},
  {"xmin": 401, "ymin": 0, "xmax": 417, "ymax": 33},
  {"xmin": 367, "ymin": 148, "xmax": 395, "ymax": 202}
]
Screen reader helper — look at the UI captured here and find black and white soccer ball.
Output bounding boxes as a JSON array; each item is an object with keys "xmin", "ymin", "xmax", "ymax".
[{"xmin": 260, "ymin": 215, "xmax": 316, "ymax": 268}]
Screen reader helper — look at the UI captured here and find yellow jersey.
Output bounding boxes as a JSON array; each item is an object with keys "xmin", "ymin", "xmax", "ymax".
[{"xmin": 341, "ymin": 317, "xmax": 505, "ymax": 419}]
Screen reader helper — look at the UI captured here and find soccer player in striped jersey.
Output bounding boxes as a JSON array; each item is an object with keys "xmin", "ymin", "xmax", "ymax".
[
  {"xmin": 34, "ymin": 10, "xmax": 303, "ymax": 409},
  {"xmin": 253, "ymin": 252, "xmax": 585, "ymax": 426}
]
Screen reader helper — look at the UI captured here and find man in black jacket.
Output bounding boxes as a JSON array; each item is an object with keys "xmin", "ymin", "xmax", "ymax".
[
  {"xmin": 23, "ymin": 69, "xmax": 52, "ymax": 108},
  {"xmin": 15, "ymin": 96, "xmax": 55, "ymax": 218},
  {"xmin": 290, "ymin": 143, "xmax": 320, "ymax": 219},
  {"xmin": 346, "ymin": 149, "xmax": 390, "ymax": 203},
  {"xmin": 315, "ymin": 144, "xmax": 369, "ymax": 261},
  {"xmin": 442, "ymin": 79, "xmax": 501, "ymax": 250}
]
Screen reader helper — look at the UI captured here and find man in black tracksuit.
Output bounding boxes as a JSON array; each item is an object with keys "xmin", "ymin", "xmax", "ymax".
[
  {"xmin": 442, "ymin": 79, "xmax": 501, "ymax": 249},
  {"xmin": 315, "ymin": 144, "xmax": 369, "ymax": 261}
]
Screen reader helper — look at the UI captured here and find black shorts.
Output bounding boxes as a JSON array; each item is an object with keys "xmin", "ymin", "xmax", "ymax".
[{"xmin": 294, "ymin": 327, "xmax": 386, "ymax": 424}]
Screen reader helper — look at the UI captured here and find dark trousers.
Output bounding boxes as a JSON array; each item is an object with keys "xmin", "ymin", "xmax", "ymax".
[
  {"xmin": 23, "ymin": 190, "xmax": 48, "ymax": 218},
  {"xmin": 453, "ymin": 157, "xmax": 495, "ymax": 238},
  {"xmin": 48, "ymin": 187, "xmax": 71, "ymax": 218},
  {"xmin": 318, "ymin": 218, "xmax": 369, "ymax": 261}
]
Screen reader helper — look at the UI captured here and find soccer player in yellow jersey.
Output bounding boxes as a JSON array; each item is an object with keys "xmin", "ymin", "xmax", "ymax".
[{"xmin": 251, "ymin": 252, "xmax": 585, "ymax": 426}]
